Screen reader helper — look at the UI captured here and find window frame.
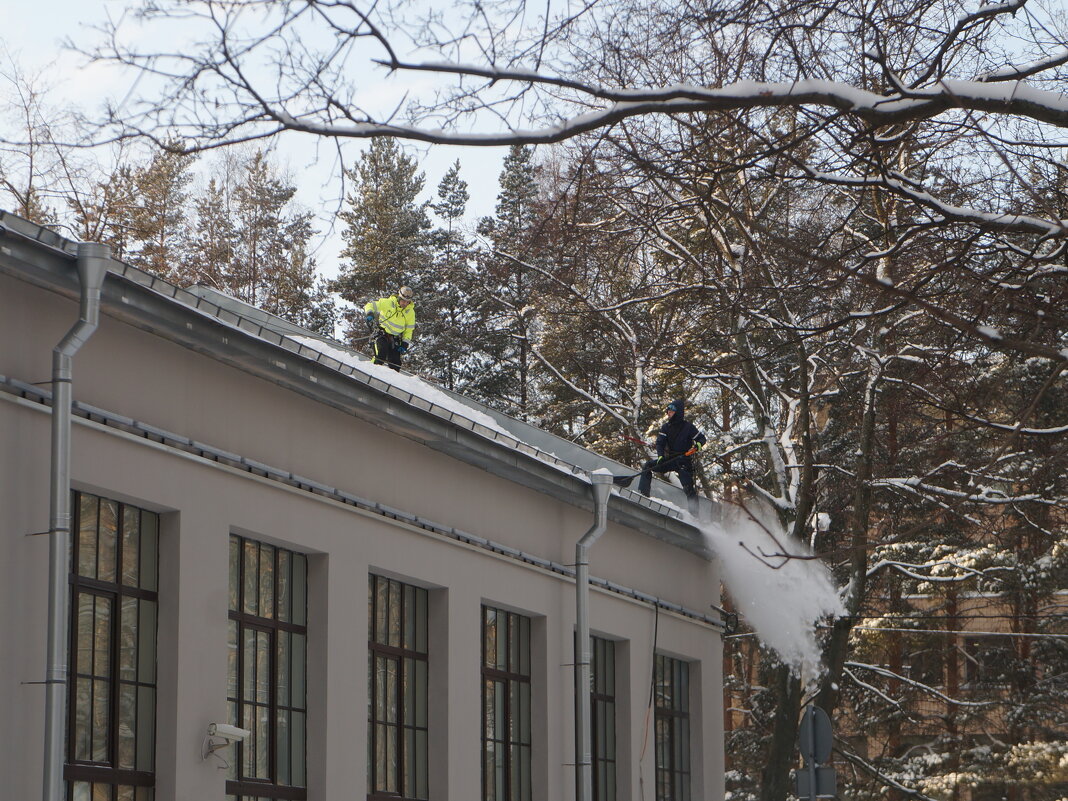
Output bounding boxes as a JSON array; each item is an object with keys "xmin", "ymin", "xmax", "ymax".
[
  {"xmin": 65, "ymin": 491, "xmax": 159, "ymax": 801},
  {"xmin": 590, "ymin": 637, "xmax": 617, "ymax": 801},
  {"xmin": 367, "ymin": 574, "xmax": 430, "ymax": 801},
  {"xmin": 227, "ymin": 535, "xmax": 308, "ymax": 801},
  {"xmin": 481, "ymin": 606, "xmax": 532, "ymax": 801},
  {"xmin": 653, "ymin": 653, "xmax": 691, "ymax": 801}
]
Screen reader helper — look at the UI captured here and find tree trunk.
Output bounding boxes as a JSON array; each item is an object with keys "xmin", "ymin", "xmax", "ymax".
[{"xmin": 760, "ymin": 665, "xmax": 803, "ymax": 801}]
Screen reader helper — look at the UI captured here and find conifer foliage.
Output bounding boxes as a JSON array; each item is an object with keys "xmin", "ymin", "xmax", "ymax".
[{"xmin": 333, "ymin": 137, "xmax": 430, "ymax": 345}]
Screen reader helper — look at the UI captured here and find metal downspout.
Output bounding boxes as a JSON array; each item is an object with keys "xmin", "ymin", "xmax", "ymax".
[
  {"xmin": 43, "ymin": 242, "xmax": 110, "ymax": 801},
  {"xmin": 575, "ymin": 472, "xmax": 613, "ymax": 801}
]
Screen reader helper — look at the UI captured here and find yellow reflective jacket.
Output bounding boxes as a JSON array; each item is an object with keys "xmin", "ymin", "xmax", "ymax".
[{"xmin": 364, "ymin": 295, "xmax": 416, "ymax": 342}]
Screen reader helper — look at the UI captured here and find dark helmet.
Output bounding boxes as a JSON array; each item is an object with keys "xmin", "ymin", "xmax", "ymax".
[{"xmin": 667, "ymin": 398, "xmax": 685, "ymax": 418}]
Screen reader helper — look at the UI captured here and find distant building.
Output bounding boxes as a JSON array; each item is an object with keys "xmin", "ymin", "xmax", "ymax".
[{"xmin": 0, "ymin": 211, "xmax": 730, "ymax": 801}]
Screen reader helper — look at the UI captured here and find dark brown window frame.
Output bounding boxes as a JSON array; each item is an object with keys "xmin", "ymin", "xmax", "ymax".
[
  {"xmin": 590, "ymin": 637, "xmax": 616, "ymax": 801},
  {"xmin": 65, "ymin": 491, "xmax": 159, "ymax": 801},
  {"xmin": 654, "ymin": 654, "xmax": 691, "ymax": 801},
  {"xmin": 481, "ymin": 606, "xmax": 532, "ymax": 801},
  {"xmin": 227, "ymin": 535, "xmax": 308, "ymax": 801},
  {"xmin": 367, "ymin": 574, "xmax": 430, "ymax": 801}
]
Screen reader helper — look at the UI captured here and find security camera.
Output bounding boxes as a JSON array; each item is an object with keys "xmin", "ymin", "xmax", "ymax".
[{"xmin": 207, "ymin": 723, "xmax": 251, "ymax": 742}]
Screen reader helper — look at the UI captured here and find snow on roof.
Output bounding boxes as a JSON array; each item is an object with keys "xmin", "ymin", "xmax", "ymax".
[{"xmin": 295, "ymin": 337, "xmax": 517, "ymax": 440}]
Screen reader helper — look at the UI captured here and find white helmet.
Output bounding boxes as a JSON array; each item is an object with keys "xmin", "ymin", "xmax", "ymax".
[{"xmin": 398, "ymin": 286, "xmax": 414, "ymax": 301}]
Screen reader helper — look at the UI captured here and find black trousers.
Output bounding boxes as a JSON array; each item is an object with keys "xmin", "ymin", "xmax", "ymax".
[
  {"xmin": 638, "ymin": 454, "xmax": 695, "ymax": 497},
  {"xmin": 373, "ymin": 330, "xmax": 403, "ymax": 371}
]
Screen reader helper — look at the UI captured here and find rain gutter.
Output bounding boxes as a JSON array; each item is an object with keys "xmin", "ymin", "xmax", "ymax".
[
  {"xmin": 574, "ymin": 472, "xmax": 614, "ymax": 801},
  {"xmin": 43, "ymin": 242, "xmax": 110, "ymax": 801}
]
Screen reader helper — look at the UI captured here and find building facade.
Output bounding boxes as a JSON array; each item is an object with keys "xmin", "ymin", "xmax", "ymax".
[{"xmin": 0, "ymin": 212, "xmax": 728, "ymax": 801}]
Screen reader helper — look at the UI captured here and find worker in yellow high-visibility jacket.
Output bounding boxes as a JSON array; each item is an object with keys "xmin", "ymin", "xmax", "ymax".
[{"xmin": 364, "ymin": 286, "xmax": 415, "ymax": 371}]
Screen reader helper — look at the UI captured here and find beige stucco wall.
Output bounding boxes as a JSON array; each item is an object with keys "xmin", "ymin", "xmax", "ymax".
[{"xmin": 0, "ymin": 271, "xmax": 725, "ymax": 800}]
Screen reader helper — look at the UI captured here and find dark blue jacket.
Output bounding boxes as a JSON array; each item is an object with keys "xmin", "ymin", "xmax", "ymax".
[{"xmin": 655, "ymin": 399, "xmax": 707, "ymax": 458}]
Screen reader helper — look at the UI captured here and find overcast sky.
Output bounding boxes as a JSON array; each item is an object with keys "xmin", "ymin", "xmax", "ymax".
[{"xmin": 4, "ymin": 0, "xmax": 507, "ymax": 279}]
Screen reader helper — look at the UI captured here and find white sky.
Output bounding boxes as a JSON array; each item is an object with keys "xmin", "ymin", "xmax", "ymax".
[{"xmin": 4, "ymin": 0, "xmax": 506, "ymax": 280}]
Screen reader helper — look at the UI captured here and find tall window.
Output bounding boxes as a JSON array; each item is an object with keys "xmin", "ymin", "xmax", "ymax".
[
  {"xmin": 482, "ymin": 606, "xmax": 532, "ymax": 801},
  {"xmin": 227, "ymin": 535, "xmax": 307, "ymax": 800},
  {"xmin": 367, "ymin": 574, "xmax": 429, "ymax": 800},
  {"xmin": 591, "ymin": 637, "xmax": 617, "ymax": 801},
  {"xmin": 66, "ymin": 491, "xmax": 159, "ymax": 801},
  {"xmin": 654, "ymin": 654, "xmax": 690, "ymax": 801}
]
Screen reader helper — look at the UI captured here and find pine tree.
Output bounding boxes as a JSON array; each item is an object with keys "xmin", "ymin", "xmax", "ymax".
[
  {"xmin": 185, "ymin": 176, "xmax": 236, "ymax": 291},
  {"xmin": 333, "ymin": 138, "xmax": 430, "ymax": 345},
  {"xmin": 124, "ymin": 145, "xmax": 196, "ymax": 281},
  {"xmin": 477, "ymin": 145, "xmax": 543, "ymax": 416},
  {"xmin": 184, "ymin": 150, "xmax": 335, "ymax": 334},
  {"xmin": 408, "ymin": 161, "xmax": 482, "ymax": 388}
]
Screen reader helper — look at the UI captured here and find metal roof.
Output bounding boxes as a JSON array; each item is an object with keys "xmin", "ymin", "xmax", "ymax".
[{"xmin": 0, "ymin": 210, "xmax": 717, "ymax": 559}]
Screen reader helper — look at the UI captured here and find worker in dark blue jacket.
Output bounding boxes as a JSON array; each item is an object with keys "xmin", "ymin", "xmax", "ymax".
[{"xmin": 638, "ymin": 399, "xmax": 707, "ymax": 498}]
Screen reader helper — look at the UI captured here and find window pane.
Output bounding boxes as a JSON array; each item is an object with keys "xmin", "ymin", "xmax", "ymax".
[
  {"xmin": 119, "ymin": 597, "xmax": 137, "ymax": 681},
  {"xmin": 140, "ymin": 511, "xmax": 158, "ymax": 592},
  {"xmin": 229, "ymin": 536, "xmax": 241, "ymax": 612},
  {"xmin": 483, "ymin": 738, "xmax": 494, "ymax": 801},
  {"xmin": 414, "ymin": 658, "xmax": 428, "ymax": 728},
  {"xmin": 404, "ymin": 657, "xmax": 416, "ymax": 726},
  {"xmin": 277, "ymin": 631, "xmax": 291, "ymax": 707},
  {"xmin": 243, "ymin": 540, "xmax": 258, "ymax": 615},
  {"xmin": 494, "ymin": 742, "xmax": 505, "ymax": 801},
  {"xmin": 496, "ymin": 613, "xmax": 508, "ymax": 670},
  {"xmin": 78, "ymin": 495, "xmax": 99, "ymax": 579},
  {"xmin": 277, "ymin": 708, "xmax": 291, "ymax": 786},
  {"xmin": 415, "ymin": 728, "xmax": 428, "ymax": 799},
  {"xmin": 256, "ymin": 630, "xmax": 270, "ymax": 705},
  {"xmin": 292, "ymin": 553, "xmax": 307, "ymax": 626},
  {"xmin": 292, "ymin": 709, "xmax": 306, "ymax": 786},
  {"xmin": 388, "ymin": 579, "xmax": 402, "ymax": 647},
  {"xmin": 93, "ymin": 595, "xmax": 111, "ymax": 678},
  {"xmin": 368, "ymin": 578, "xmax": 375, "ymax": 641},
  {"xmin": 242, "ymin": 629, "xmax": 256, "ymax": 702},
  {"xmin": 494, "ymin": 681, "xmax": 505, "ymax": 740},
  {"xmin": 227, "ymin": 620, "xmax": 239, "ymax": 699},
  {"xmin": 258, "ymin": 544, "xmax": 275, "ymax": 619},
  {"xmin": 510, "ymin": 743, "xmax": 521, "ymax": 801},
  {"xmin": 678, "ymin": 661, "xmax": 689, "ymax": 713},
  {"xmin": 121, "ymin": 506, "xmax": 139, "ymax": 587},
  {"xmin": 404, "ymin": 584, "xmax": 416, "ymax": 650},
  {"xmin": 484, "ymin": 679, "xmax": 495, "ymax": 740},
  {"xmin": 98, "ymin": 499, "xmax": 118, "ymax": 582},
  {"xmin": 405, "ymin": 726, "xmax": 416, "ymax": 796},
  {"xmin": 375, "ymin": 577, "xmax": 389, "ymax": 645},
  {"xmin": 76, "ymin": 593, "xmax": 94, "ymax": 675},
  {"xmin": 277, "ymin": 549, "xmax": 291, "ymax": 623},
  {"xmin": 606, "ymin": 701, "xmax": 616, "ymax": 759},
  {"xmin": 256, "ymin": 703, "xmax": 270, "ymax": 778},
  {"xmin": 92, "ymin": 678, "xmax": 109, "ymax": 762},
  {"xmin": 75, "ymin": 677, "xmax": 92, "ymax": 760},
  {"xmin": 416, "ymin": 588, "xmax": 428, "ymax": 653},
  {"xmin": 519, "ymin": 616, "xmax": 530, "ymax": 675},
  {"xmin": 118, "ymin": 682, "xmax": 137, "ymax": 769},
  {"xmin": 519, "ymin": 682, "xmax": 531, "ymax": 745},
  {"xmin": 292, "ymin": 633, "xmax": 306, "ymax": 709},
  {"xmin": 386, "ymin": 658, "xmax": 398, "ymax": 724},
  {"xmin": 484, "ymin": 608, "xmax": 496, "ymax": 668},
  {"xmin": 136, "ymin": 685, "xmax": 155, "ymax": 771},
  {"xmin": 138, "ymin": 600, "xmax": 157, "ymax": 684}
]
